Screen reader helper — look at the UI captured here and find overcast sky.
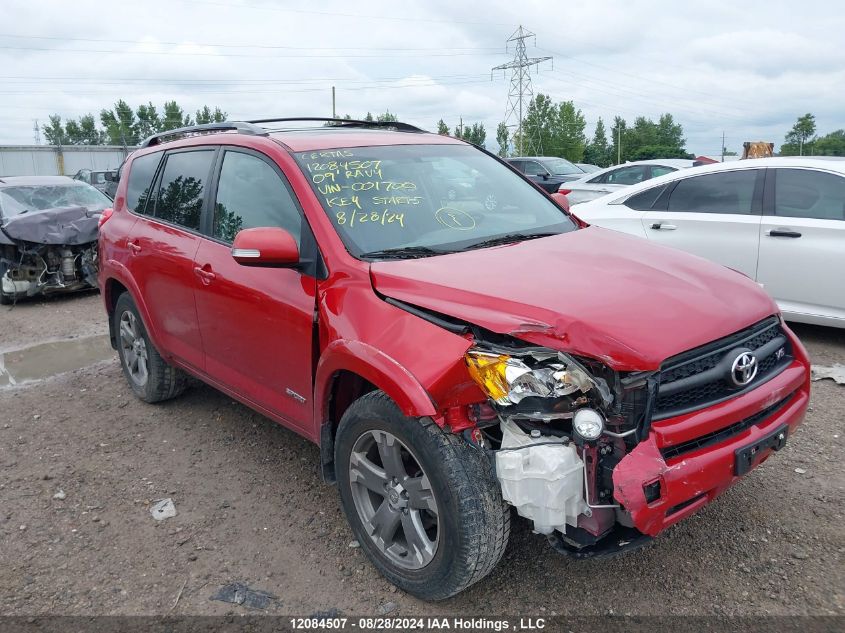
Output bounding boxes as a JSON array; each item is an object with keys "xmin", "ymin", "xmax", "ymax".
[{"xmin": 2, "ymin": 0, "xmax": 843, "ymax": 156}]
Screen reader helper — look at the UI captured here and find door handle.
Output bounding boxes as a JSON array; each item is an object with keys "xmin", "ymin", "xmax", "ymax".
[
  {"xmin": 767, "ymin": 229, "xmax": 802, "ymax": 238},
  {"xmin": 127, "ymin": 241, "xmax": 141, "ymax": 254},
  {"xmin": 650, "ymin": 222, "xmax": 677, "ymax": 230},
  {"xmin": 193, "ymin": 266, "xmax": 216, "ymax": 284}
]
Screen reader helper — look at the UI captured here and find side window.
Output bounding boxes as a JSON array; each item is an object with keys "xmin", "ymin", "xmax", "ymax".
[
  {"xmin": 126, "ymin": 152, "xmax": 162, "ymax": 214},
  {"xmin": 213, "ymin": 151, "xmax": 302, "ymax": 245},
  {"xmin": 625, "ymin": 185, "xmax": 668, "ymax": 211},
  {"xmin": 605, "ymin": 165, "xmax": 647, "ymax": 185},
  {"xmin": 523, "ymin": 161, "xmax": 547, "ymax": 176},
  {"xmin": 774, "ymin": 169, "xmax": 845, "ymax": 221},
  {"xmin": 667, "ymin": 170, "xmax": 758, "ymax": 214},
  {"xmin": 152, "ymin": 150, "xmax": 215, "ymax": 231},
  {"xmin": 650, "ymin": 166, "xmax": 676, "ymax": 178}
]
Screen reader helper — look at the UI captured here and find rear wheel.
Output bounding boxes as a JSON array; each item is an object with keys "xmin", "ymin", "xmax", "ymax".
[
  {"xmin": 113, "ymin": 292, "xmax": 187, "ymax": 403},
  {"xmin": 334, "ymin": 391, "xmax": 510, "ymax": 600}
]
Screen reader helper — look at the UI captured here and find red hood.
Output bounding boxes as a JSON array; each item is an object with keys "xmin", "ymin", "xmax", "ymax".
[{"xmin": 370, "ymin": 226, "xmax": 778, "ymax": 371}]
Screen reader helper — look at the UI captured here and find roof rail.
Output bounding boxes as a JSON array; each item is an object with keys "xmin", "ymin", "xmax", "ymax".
[
  {"xmin": 247, "ymin": 117, "xmax": 425, "ymax": 133},
  {"xmin": 138, "ymin": 121, "xmax": 269, "ymax": 149}
]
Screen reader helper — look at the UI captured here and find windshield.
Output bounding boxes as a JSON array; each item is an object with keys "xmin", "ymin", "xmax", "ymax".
[
  {"xmin": 0, "ymin": 183, "xmax": 112, "ymax": 218},
  {"xmin": 294, "ymin": 144, "xmax": 577, "ymax": 257},
  {"xmin": 544, "ymin": 157, "xmax": 581, "ymax": 175}
]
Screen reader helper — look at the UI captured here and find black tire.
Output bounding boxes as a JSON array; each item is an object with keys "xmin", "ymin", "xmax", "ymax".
[
  {"xmin": 335, "ymin": 391, "xmax": 510, "ymax": 600},
  {"xmin": 0, "ymin": 291, "xmax": 11, "ymax": 306},
  {"xmin": 113, "ymin": 292, "xmax": 188, "ymax": 403}
]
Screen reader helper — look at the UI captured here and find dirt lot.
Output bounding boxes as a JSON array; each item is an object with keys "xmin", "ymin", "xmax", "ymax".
[{"xmin": 1, "ymin": 293, "xmax": 843, "ymax": 617}]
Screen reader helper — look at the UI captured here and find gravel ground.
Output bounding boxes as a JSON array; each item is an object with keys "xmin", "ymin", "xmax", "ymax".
[{"xmin": 1, "ymin": 293, "xmax": 843, "ymax": 616}]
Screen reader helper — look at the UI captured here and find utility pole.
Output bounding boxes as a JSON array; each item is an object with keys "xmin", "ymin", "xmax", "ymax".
[
  {"xmin": 33, "ymin": 119, "xmax": 40, "ymax": 145},
  {"xmin": 332, "ymin": 86, "xmax": 336, "ymax": 118},
  {"xmin": 458, "ymin": 116, "xmax": 463, "ymax": 138},
  {"xmin": 617, "ymin": 123, "xmax": 622, "ymax": 165},
  {"xmin": 721, "ymin": 131, "xmax": 725, "ymax": 162},
  {"xmin": 492, "ymin": 25, "xmax": 552, "ymax": 156}
]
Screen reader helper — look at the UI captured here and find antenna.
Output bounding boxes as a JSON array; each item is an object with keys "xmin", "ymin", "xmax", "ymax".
[{"xmin": 491, "ymin": 25, "xmax": 552, "ymax": 155}]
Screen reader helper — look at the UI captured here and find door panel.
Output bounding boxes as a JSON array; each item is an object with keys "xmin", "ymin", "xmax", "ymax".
[
  {"xmin": 757, "ymin": 168, "xmax": 845, "ymax": 322},
  {"xmin": 125, "ymin": 149, "xmax": 216, "ymax": 370},
  {"xmin": 640, "ymin": 169, "xmax": 763, "ymax": 277},
  {"xmin": 194, "ymin": 149, "xmax": 317, "ymax": 431},
  {"xmin": 193, "ymin": 240, "xmax": 317, "ymax": 430},
  {"xmin": 127, "ymin": 220, "xmax": 204, "ymax": 369}
]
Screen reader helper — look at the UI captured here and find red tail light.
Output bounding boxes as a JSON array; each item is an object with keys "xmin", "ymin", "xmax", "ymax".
[
  {"xmin": 558, "ymin": 188, "xmax": 572, "ymax": 195},
  {"xmin": 98, "ymin": 207, "xmax": 113, "ymax": 228}
]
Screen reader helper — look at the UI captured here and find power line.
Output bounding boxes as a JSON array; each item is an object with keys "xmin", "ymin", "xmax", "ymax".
[
  {"xmin": 0, "ymin": 33, "xmax": 500, "ymax": 52},
  {"xmin": 492, "ymin": 26, "xmax": 552, "ymax": 155},
  {"xmin": 0, "ymin": 44, "xmax": 500, "ymax": 59}
]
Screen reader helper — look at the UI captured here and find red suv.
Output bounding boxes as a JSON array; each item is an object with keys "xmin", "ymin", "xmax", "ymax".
[{"xmin": 99, "ymin": 118, "xmax": 810, "ymax": 600}]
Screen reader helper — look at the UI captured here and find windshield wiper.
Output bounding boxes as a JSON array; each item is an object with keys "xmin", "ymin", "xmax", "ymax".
[
  {"xmin": 464, "ymin": 232, "xmax": 561, "ymax": 250},
  {"xmin": 360, "ymin": 245, "xmax": 451, "ymax": 260}
]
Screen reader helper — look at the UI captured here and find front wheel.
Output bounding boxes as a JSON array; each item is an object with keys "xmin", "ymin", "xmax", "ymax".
[{"xmin": 334, "ymin": 391, "xmax": 510, "ymax": 600}]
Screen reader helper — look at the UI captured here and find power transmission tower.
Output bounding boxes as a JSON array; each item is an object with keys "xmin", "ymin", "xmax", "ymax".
[{"xmin": 492, "ymin": 26, "xmax": 552, "ymax": 156}]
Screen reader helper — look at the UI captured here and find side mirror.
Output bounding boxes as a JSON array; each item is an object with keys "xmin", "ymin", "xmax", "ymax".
[
  {"xmin": 550, "ymin": 192, "xmax": 570, "ymax": 213},
  {"xmin": 231, "ymin": 227, "xmax": 299, "ymax": 267},
  {"xmin": 541, "ymin": 172, "xmax": 550, "ymax": 180}
]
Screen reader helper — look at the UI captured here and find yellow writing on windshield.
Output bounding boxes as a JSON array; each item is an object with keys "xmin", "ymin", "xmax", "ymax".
[{"xmin": 335, "ymin": 209, "xmax": 405, "ymax": 228}]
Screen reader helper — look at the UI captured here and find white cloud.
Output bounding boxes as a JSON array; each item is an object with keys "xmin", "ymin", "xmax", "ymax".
[{"xmin": 0, "ymin": 0, "xmax": 843, "ymax": 156}]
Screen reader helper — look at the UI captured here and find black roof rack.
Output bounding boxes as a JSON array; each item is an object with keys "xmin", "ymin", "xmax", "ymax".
[
  {"xmin": 247, "ymin": 117, "xmax": 425, "ymax": 133},
  {"xmin": 138, "ymin": 121, "xmax": 268, "ymax": 148},
  {"xmin": 137, "ymin": 117, "xmax": 426, "ymax": 149}
]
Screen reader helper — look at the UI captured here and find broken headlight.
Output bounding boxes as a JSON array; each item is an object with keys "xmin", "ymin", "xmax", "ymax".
[{"xmin": 465, "ymin": 348, "xmax": 609, "ymax": 406}]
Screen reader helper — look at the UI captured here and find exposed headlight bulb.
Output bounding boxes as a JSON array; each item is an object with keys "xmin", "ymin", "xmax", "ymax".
[{"xmin": 573, "ymin": 408, "xmax": 604, "ymax": 442}]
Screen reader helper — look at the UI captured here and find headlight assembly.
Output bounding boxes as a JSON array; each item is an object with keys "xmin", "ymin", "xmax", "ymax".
[{"xmin": 465, "ymin": 348, "xmax": 604, "ymax": 406}]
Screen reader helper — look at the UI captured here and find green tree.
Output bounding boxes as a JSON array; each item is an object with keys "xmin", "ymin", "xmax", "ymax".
[
  {"xmin": 42, "ymin": 115, "xmax": 67, "ymax": 145},
  {"xmin": 376, "ymin": 110, "xmax": 398, "ymax": 122},
  {"xmin": 136, "ymin": 103, "xmax": 162, "ymax": 140},
  {"xmin": 583, "ymin": 118, "xmax": 611, "ymax": 167},
  {"xmin": 813, "ymin": 129, "xmax": 845, "ymax": 156},
  {"xmin": 100, "ymin": 100, "xmax": 139, "ymax": 146},
  {"xmin": 496, "ymin": 122, "xmax": 509, "ymax": 157},
  {"xmin": 196, "ymin": 106, "xmax": 227, "ymax": 125},
  {"xmin": 363, "ymin": 112, "xmax": 374, "ymax": 122},
  {"xmin": 781, "ymin": 113, "xmax": 817, "ymax": 156},
  {"xmin": 608, "ymin": 114, "xmax": 690, "ymax": 163},
  {"xmin": 517, "ymin": 94, "xmax": 586, "ymax": 160},
  {"xmin": 464, "ymin": 122, "xmax": 486, "ymax": 146},
  {"xmin": 555, "ymin": 101, "xmax": 587, "ymax": 161},
  {"xmin": 162, "ymin": 101, "xmax": 192, "ymax": 130},
  {"xmin": 436, "ymin": 119, "xmax": 449, "ymax": 135}
]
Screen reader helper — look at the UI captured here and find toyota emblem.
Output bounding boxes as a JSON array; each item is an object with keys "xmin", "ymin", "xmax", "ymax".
[{"xmin": 730, "ymin": 351, "xmax": 758, "ymax": 386}]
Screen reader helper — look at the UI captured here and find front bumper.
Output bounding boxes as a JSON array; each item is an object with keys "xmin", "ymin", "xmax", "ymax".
[{"xmin": 612, "ymin": 338, "xmax": 810, "ymax": 537}]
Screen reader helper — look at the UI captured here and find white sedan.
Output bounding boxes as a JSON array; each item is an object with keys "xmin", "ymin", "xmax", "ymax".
[
  {"xmin": 573, "ymin": 157, "xmax": 845, "ymax": 328},
  {"xmin": 559, "ymin": 159, "xmax": 696, "ymax": 205}
]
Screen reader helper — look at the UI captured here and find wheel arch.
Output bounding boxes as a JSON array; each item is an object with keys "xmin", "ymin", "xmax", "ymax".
[
  {"xmin": 102, "ymin": 266, "xmax": 163, "ymax": 353},
  {"xmin": 314, "ymin": 339, "xmax": 438, "ymax": 483}
]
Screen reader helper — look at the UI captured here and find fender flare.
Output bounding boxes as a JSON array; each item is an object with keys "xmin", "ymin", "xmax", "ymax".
[
  {"xmin": 103, "ymin": 261, "xmax": 165, "ymax": 353},
  {"xmin": 314, "ymin": 339, "xmax": 437, "ymax": 426}
]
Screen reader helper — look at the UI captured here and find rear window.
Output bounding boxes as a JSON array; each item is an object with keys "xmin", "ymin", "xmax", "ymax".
[
  {"xmin": 126, "ymin": 152, "xmax": 162, "ymax": 214},
  {"xmin": 152, "ymin": 150, "xmax": 215, "ymax": 232},
  {"xmin": 773, "ymin": 168, "xmax": 845, "ymax": 221}
]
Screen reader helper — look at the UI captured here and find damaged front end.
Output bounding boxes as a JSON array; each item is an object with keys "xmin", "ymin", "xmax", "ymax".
[
  {"xmin": 0, "ymin": 206, "xmax": 100, "ymax": 304},
  {"xmin": 462, "ymin": 338, "xmax": 657, "ymax": 556},
  {"xmin": 457, "ymin": 314, "xmax": 809, "ymax": 558}
]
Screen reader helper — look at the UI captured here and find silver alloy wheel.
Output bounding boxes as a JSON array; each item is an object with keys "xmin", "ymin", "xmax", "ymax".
[
  {"xmin": 348, "ymin": 429, "xmax": 439, "ymax": 570},
  {"xmin": 119, "ymin": 310, "xmax": 149, "ymax": 387}
]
